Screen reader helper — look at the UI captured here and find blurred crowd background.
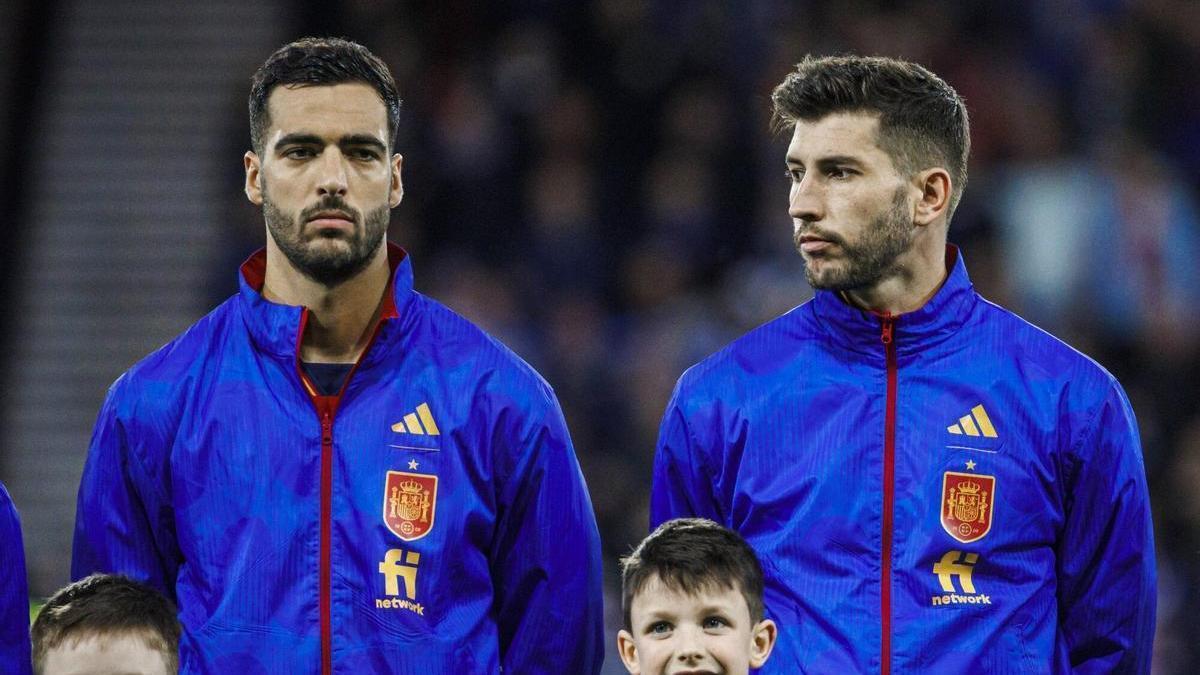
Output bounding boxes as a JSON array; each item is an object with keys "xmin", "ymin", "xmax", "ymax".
[{"xmin": 1, "ymin": 0, "xmax": 1198, "ymax": 672}]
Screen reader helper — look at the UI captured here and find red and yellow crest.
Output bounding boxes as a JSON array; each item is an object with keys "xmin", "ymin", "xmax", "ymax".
[
  {"xmin": 383, "ymin": 471, "xmax": 438, "ymax": 542},
  {"xmin": 941, "ymin": 471, "xmax": 995, "ymax": 543}
]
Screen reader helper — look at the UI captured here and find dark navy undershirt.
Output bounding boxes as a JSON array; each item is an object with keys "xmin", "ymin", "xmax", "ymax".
[{"xmin": 302, "ymin": 362, "xmax": 355, "ymax": 396}]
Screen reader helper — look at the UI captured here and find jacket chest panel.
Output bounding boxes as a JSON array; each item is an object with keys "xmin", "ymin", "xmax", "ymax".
[{"xmin": 729, "ymin": 376, "xmax": 885, "ymax": 566}]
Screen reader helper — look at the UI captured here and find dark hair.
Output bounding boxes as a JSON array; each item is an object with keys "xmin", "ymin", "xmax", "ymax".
[
  {"xmin": 248, "ymin": 36, "xmax": 401, "ymax": 154},
  {"xmin": 31, "ymin": 574, "xmax": 181, "ymax": 674},
  {"xmin": 771, "ymin": 54, "xmax": 970, "ymax": 220},
  {"xmin": 621, "ymin": 518, "xmax": 766, "ymax": 630}
]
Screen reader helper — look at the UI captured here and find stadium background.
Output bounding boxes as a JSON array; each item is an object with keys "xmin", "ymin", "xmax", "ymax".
[{"xmin": 1, "ymin": 0, "xmax": 1197, "ymax": 672}]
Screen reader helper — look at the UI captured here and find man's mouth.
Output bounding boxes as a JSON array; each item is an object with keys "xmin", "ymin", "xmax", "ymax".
[
  {"xmin": 798, "ymin": 233, "xmax": 834, "ymax": 253},
  {"xmin": 306, "ymin": 210, "xmax": 355, "ymax": 231}
]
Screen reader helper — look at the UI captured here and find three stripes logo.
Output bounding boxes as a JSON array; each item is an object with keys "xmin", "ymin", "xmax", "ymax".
[
  {"xmin": 391, "ymin": 403, "xmax": 441, "ymax": 436},
  {"xmin": 947, "ymin": 404, "xmax": 997, "ymax": 438}
]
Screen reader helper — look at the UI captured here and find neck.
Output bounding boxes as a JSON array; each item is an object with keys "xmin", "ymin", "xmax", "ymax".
[
  {"xmin": 843, "ymin": 237, "xmax": 948, "ymax": 316},
  {"xmin": 262, "ymin": 243, "xmax": 391, "ymax": 363}
]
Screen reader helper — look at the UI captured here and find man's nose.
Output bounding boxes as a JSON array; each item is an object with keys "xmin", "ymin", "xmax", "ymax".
[
  {"xmin": 317, "ymin": 148, "xmax": 349, "ymax": 197},
  {"xmin": 788, "ymin": 175, "xmax": 825, "ymax": 223}
]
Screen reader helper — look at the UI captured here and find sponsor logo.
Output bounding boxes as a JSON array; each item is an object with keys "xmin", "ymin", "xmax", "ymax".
[
  {"xmin": 377, "ymin": 548, "xmax": 424, "ymax": 615},
  {"xmin": 931, "ymin": 550, "xmax": 991, "ymax": 607},
  {"xmin": 391, "ymin": 402, "xmax": 441, "ymax": 436},
  {"xmin": 383, "ymin": 471, "xmax": 437, "ymax": 542},
  {"xmin": 941, "ymin": 471, "xmax": 995, "ymax": 543},
  {"xmin": 947, "ymin": 404, "xmax": 998, "ymax": 438}
]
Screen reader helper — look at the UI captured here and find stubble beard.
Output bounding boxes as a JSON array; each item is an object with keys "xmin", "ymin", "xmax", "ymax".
[
  {"xmin": 263, "ymin": 191, "xmax": 391, "ymax": 287},
  {"xmin": 795, "ymin": 186, "xmax": 914, "ymax": 291}
]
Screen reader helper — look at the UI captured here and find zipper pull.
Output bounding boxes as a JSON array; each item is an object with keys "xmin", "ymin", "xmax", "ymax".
[
  {"xmin": 321, "ymin": 411, "xmax": 333, "ymax": 445},
  {"xmin": 880, "ymin": 316, "xmax": 894, "ymax": 345}
]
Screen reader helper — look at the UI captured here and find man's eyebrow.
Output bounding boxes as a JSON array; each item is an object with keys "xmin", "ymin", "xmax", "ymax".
[
  {"xmin": 787, "ymin": 154, "xmax": 864, "ymax": 166},
  {"xmin": 339, "ymin": 134, "xmax": 388, "ymax": 152},
  {"xmin": 274, "ymin": 133, "xmax": 324, "ymax": 151},
  {"xmin": 818, "ymin": 155, "xmax": 864, "ymax": 166}
]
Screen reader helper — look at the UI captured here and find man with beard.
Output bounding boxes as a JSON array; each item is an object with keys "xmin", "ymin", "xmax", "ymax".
[
  {"xmin": 72, "ymin": 38, "xmax": 604, "ymax": 674},
  {"xmin": 651, "ymin": 55, "xmax": 1155, "ymax": 673}
]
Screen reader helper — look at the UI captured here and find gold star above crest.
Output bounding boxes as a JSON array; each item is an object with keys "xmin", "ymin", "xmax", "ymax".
[
  {"xmin": 408, "ymin": 459, "xmax": 419, "ymax": 470},
  {"xmin": 965, "ymin": 459, "xmax": 977, "ymax": 471}
]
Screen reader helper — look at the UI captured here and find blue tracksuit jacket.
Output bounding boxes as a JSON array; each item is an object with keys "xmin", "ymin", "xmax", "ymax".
[
  {"xmin": 72, "ymin": 245, "xmax": 605, "ymax": 674},
  {"xmin": 652, "ymin": 248, "xmax": 1155, "ymax": 674},
  {"xmin": 0, "ymin": 481, "xmax": 31, "ymax": 675}
]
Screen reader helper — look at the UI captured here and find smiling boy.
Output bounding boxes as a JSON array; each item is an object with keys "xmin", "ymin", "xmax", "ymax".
[{"xmin": 618, "ymin": 518, "xmax": 776, "ymax": 675}]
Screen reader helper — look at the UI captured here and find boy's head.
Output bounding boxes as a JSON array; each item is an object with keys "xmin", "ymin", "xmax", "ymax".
[
  {"xmin": 617, "ymin": 518, "xmax": 776, "ymax": 674},
  {"xmin": 31, "ymin": 574, "xmax": 181, "ymax": 675}
]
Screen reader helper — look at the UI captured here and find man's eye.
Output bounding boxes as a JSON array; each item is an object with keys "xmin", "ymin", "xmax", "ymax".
[
  {"xmin": 702, "ymin": 616, "xmax": 729, "ymax": 630},
  {"xmin": 284, "ymin": 147, "xmax": 316, "ymax": 159},
  {"xmin": 352, "ymin": 149, "xmax": 380, "ymax": 161},
  {"xmin": 785, "ymin": 169, "xmax": 803, "ymax": 183},
  {"xmin": 829, "ymin": 167, "xmax": 854, "ymax": 179}
]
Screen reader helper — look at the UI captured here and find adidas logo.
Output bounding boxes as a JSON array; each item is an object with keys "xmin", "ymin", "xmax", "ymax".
[
  {"xmin": 947, "ymin": 404, "xmax": 997, "ymax": 438},
  {"xmin": 391, "ymin": 403, "xmax": 441, "ymax": 436}
]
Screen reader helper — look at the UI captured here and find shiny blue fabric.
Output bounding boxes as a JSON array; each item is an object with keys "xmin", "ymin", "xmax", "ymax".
[
  {"xmin": 0, "ymin": 482, "xmax": 31, "ymax": 675},
  {"xmin": 652, "ymin": 248, "xmax": 1155, "ymax": 674},
  {"xmin": 72, "ymin": 245, "xmax": 604, "ymax": 674}
]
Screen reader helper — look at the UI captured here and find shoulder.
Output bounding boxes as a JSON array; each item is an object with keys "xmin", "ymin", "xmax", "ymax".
[
  {"xmin": 970, "ymin": 296, "xmax": 1132, "ymax": 452},
  {"xmin": 673, "ymin": 301, "xmax": 816, "ymax": 404},
  {"xmin": 412, "ymin": 293, "xmax": 557, "ymax": 406},
  {"xmin": 104, "ymin": 297, "xmax": 240, "ymax": 424},
  {"xmin": 972, "ymin": 296, "xmax": 1119, "ymax": 390},
  {"xmin": 0, "ymin": 482, "xmax": 15, "ymax": 528}
]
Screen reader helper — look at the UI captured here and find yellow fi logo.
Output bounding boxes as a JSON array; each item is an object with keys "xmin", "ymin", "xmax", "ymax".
[
  {"xmin": 377, "ymin": 548, "xmax": 425, "ymax": 616},
  {"xmin": 931, "ymin": 550, "xmax": 991, "ymax": 606}
]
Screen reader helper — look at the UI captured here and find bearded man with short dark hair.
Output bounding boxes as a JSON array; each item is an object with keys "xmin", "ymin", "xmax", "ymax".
[
  {"xmin": 72, "ymin": 37, "xmax": 604, "ymax": 674},
  {"xmin": 651, "ymin": 54, "xmax": 1155, "ymax": 674}
]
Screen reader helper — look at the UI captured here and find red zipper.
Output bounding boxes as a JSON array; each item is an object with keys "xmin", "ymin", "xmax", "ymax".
[
  {"xmin": 296, "ymin": 307, "xmax": 391, "ymax": 675},
  {"xmin": 318, "ymin": 407, "xmax": 333, "ymax": 674},
  {"xmin": 880, "ymin": 315, "xmax": 896, "ymax": 675}
]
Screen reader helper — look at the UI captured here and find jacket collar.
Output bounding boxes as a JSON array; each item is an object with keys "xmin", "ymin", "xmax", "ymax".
[
  {"xmin": 810, "ymin": 245, "xmax": 977, "ymax": 356},
  {"xmin": 237, "ymin": 242, "xmax": 415, "ymax": 358}
]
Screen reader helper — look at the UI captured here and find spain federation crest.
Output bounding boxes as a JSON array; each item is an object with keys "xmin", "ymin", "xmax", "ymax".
[
  {"xmin": 384, "ymin": 471, "xmax": 438, "ymax": 542},
  {"xmin": 941, "ymin": 471, "xmax": 995, "ymax": 543}
]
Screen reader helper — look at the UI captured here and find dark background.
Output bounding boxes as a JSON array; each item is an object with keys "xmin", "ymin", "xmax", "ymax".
[{"xmin": 1, "ymin": 0, "xmax": 1197, "ymax": 672}]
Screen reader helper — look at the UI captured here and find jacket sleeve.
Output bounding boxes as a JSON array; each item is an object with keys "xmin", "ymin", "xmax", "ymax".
[
  {"xmin": 0, "ymin": 483, "xmax": 31, "ymax": 675},
  {"xmin": 71, "ymin": 380, "xmax": 180, "ymax": 600},
  {"xmin": 490, "ymin": 386, "xmax": 604, "ymax": 675},
  {"xmin": 650, "ymin": 382, "xmax": 723, "ymax": 528},
  {"xmin": 1056, "ymin": 381, "xmax": 1156, "ymax": 674}
]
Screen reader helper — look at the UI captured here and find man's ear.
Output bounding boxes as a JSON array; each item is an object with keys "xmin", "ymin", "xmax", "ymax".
[
  {"xmin": 245, "ymin": 151, "xmax": 263, "ymax": 206},
  {"xmin": 616, "ymin": 629, "xmax": 641, "ymax": 674},
  {"xmin": 913, "ymin": 167, "xmax": 951, "ymax": 227},
  {"xmin": 748, "ymin": 618, "xmax": 778, "ymax": 669},
  {"xmin": 389, "ymin": 153, "xmax": 404, "ymax": 207}
]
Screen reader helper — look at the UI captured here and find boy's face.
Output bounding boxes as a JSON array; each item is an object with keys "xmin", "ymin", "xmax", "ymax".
[
  {"xmin": 617, "ymin": 575, "xmax": 776, "ymax": 675},
  {"xmin": 39, "ymin": 632, "xmax": 172, "ymax": 675}
]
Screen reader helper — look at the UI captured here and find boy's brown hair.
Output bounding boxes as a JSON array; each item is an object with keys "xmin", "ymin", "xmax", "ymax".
[
  {"xmin": 620, "ymin": 518, "xmax": 766, "ymax": 630},
  {"xmin": 31, "ymin": 574, "xmax": 180, "ymax": 674}
]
